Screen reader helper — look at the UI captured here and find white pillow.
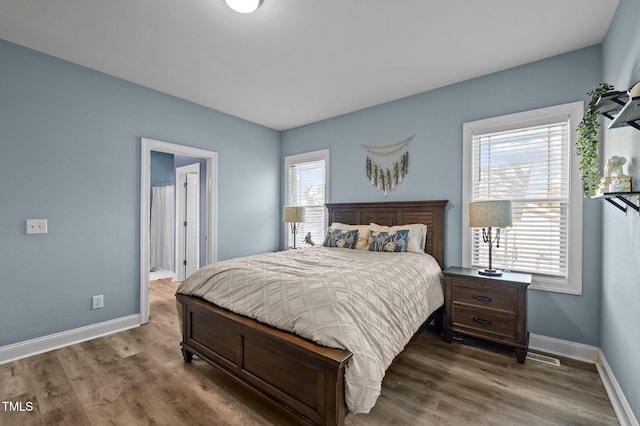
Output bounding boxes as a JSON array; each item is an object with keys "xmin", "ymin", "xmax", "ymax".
[
  {"xmin": 329, "ymin": 223, "xmax": 370, "ymax": 250},
  {"xmin": 369, "ymin": 223, "xmax": 427, "ymax": 253}
]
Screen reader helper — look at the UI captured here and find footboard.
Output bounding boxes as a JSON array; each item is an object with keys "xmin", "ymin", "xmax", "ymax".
[{"xmin": 176, "ymin": 294, "xmax": 353, "ymax": 426}]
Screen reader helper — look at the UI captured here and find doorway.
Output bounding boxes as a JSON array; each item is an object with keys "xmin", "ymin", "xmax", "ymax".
[{"xmin": 140, "ymin": 137, "xmax": 218, "ymax": 325}]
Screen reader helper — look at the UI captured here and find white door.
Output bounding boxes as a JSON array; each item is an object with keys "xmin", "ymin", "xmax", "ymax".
[
  {"xmin": 185, "ymin": 172, "xmax": 199, "ymax": 277},
  {"xmin": 175, "ymin": 163, "xmax": 200, "ymax": 281}
]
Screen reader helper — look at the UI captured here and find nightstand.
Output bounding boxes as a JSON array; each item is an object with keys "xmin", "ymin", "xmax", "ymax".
[{"xmin": 443, "ymin": 267, "xmax": 532, "ymax": 363}]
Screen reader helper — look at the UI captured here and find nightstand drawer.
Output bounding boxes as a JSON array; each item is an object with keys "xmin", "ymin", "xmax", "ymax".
[
  {"xmin": 451, "ymin": 282, "xmax": 517, "ymax": 314},
  {"xmin": 452, "ymin": 306, "xmax": 516, "ymax": 340}
]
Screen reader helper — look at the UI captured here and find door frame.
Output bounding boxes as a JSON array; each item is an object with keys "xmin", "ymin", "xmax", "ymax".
[
  {"xmin": 140, "ymin": 137, "xmax": 218, "ymax": 324},
  {"xmin": 175, "ymin": 163, "xmax": 201, "ymax": 282}
]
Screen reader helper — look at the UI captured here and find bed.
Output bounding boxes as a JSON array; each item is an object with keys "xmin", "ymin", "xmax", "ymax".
[{"xmin": 176, "ymin": 200, "xmax": 447, "ymax": 425}]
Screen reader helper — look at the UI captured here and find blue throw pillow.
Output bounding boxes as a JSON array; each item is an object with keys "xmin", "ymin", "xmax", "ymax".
[
  {"xmin": 368, "ymin": 229, "xmax": 409, "ymax": 252},
  {"xmin": 323, "ymin": 229, "xmax": 359, "ymax": 249}
]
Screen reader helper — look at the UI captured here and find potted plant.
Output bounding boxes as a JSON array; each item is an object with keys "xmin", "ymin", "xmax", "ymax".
[{"xmin": 576, "ymin": 83, "xmax": 614, "ymax": 198}]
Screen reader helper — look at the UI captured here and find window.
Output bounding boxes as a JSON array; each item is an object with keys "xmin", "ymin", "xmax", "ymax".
[
  {"xmin": 284, "ymin": 149, "xmax": 329, "ymax": 248},
  {"xmin": 462, "ymin": 102, "xmax": 583, "ymax": 294}
]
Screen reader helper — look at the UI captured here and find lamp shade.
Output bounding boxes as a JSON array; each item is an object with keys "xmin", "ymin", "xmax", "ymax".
[
  {"xmin": 283, "ymin": 206, "xmax": 305, "ymax": 223},
  {"xmin": 469, "ymin": 201, "xmax": 512, "ymax": 228}
]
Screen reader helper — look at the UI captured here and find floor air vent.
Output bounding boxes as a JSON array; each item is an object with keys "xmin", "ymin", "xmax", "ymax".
[{"xmin": 526, "ymin": 352, "xmax": 561, "ymax": 366}]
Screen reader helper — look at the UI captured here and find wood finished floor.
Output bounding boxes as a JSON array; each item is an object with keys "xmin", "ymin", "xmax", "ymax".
[{"xmin": 0, "ymin": 278, "xmax": 618, "ymax": 425}]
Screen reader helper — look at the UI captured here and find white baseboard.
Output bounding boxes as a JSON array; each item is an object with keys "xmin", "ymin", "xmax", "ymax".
[
  {"xmin": 0, "ymin": 314, "xmax": 140, "ymax": 365},
  {"xmin": 529, "ymin": 333, "xmax": 638, "ymax": 426},
  {"xmin": 597, "ymin": 349, "xmax": 639, "ymax": 426},
  {"xmin": 529, "ymin": 333, "xmax": 599, "ymax": 363}
]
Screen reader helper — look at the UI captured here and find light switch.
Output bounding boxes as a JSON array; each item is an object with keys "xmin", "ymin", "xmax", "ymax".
[{"xmin": 26, "ymin": 219, "xmax": 48, "ymax": 234}]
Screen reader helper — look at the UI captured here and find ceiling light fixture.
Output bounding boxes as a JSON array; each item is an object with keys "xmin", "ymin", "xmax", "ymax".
[{"xmin": 225, "ymin": 0, "xmax": 262, "ymax": 14}]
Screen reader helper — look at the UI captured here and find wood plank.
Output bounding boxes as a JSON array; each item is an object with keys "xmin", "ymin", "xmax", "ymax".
[
  {"xmin": 0, "ymin": 359, "xmax": 31, "ymax": 399},
  {"xmin": 25, "ymin": 352, "xmax": 80, "ymax": 414},
  {"xmin": 0, "ymin": 392, "xmax": 43, "ymax": 426}
]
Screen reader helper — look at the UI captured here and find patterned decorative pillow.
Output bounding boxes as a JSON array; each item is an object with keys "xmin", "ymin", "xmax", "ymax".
[
  {"xmin": 323, "ymin": 229, "xmax": 359, "ymax": 249},
  {"xmin": 368, "ymin": 229, "xmax": 410, "ymax": 252},
  {"xmin": 329, "ymin": 223, "xmax": 370, "ymax": 250},
  {"xmin": 369, "ymin": 223, "xmax": 427, "ymax": 253}
]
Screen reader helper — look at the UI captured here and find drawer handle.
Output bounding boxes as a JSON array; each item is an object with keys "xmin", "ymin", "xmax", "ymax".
[
  {"xmin": 473, "ymin": 317, "xmax": 493, "ymax": 325},
  {"xmin": 473, "ymin": 295, "xmax": 493, "ymax": 302}
]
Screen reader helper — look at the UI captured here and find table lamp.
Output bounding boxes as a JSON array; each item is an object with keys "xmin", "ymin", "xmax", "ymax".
[
  {"xmin": 283, "ymin": 206, "xmax": 305, "ymax": 249},
  {"xmin": 469, "ymin": 200, "xmax": 512, "ymax": 276}
]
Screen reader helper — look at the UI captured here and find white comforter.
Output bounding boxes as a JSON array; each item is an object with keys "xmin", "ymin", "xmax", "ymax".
[{"xmin": 176, "ymin": 247, "xmax": 443, "ymax": 414}]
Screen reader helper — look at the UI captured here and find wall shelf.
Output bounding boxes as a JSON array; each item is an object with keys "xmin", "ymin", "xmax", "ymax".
[
  {"xmin": 593, "ymin": 90, "xmax": 639, "ymax": 215},
  {"xmin": 593, "ymin": 191, "xmax": 640, "ymax": 214},
  {"xmin": 596, "ymin": 91, "xmax": 640, "ymax": 130}
]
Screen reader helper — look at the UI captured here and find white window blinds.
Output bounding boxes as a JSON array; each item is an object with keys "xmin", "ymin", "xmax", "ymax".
[
  {"xmin": 286, "ymin": 157, "xmax": 326, "ymax": 248},
  {"xmin": 471, "ymin": 120, "xmax": 570, "ymax": 278}
]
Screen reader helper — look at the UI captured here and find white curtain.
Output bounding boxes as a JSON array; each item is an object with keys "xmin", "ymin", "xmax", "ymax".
[{"xmin": 150, "ymin": 185, "xmax": 175, "ymax": 272}]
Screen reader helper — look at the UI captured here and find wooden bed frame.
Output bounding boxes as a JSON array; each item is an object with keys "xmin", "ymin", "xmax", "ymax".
[{"xmin": 176, "ymin": 200, "xmax": 447, "ymax": 425}]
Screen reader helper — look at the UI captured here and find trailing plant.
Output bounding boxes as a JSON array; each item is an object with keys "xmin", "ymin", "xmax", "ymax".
[{"xmin": 576, "ymin": 83, "xmax": 614, "ymax": 198}]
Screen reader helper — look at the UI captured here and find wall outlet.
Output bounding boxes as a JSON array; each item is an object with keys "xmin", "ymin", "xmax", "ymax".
[
  {"xmin": 26, "ymin": 219, "xmax": 48, "ymax": 234},
  {"xmin": 92, "ymin": 295, "xmax": 104, "ymax": 309}
]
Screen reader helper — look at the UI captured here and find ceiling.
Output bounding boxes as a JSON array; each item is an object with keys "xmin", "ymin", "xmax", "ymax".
[{"xmin": 0, "ymin": 0, "xmax": 619, "ymax": 131}]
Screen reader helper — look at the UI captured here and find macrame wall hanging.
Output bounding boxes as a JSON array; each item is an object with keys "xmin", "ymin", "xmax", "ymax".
[{"xmin": 362, "ymin": 135, "xmax": 414, "ymax": 197}]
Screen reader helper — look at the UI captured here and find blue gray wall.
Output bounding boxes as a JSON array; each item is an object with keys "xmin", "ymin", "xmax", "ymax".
[
  {"xmin": 601, "ymin": 0, "xmax": 640, "ymax": 417},
  {"xmin": 150, "ymin": 151, "xmax": 175, "ymax": 188},
  {"xmin": 282, "ymin": 46, "xmax": 604, "ymax": 346},
  {"xmin": 0, "ymin": 39, "xmax": 281, "ymax": 347}
]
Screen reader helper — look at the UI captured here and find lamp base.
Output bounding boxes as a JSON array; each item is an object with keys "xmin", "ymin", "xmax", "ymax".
[{"xmin": 478, "ymin": 268, "xmax": 503, "ymax": 276}]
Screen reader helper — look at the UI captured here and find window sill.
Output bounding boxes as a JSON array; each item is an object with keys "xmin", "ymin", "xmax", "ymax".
[{"xmin": 528, "ymin": 275, "xmax": 582, "ymax": 295}]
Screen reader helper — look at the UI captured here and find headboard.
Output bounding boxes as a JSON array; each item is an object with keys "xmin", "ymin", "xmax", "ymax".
[{"xmin": 325, "ymin": 200, "xmax": 448, "ymax": 268}]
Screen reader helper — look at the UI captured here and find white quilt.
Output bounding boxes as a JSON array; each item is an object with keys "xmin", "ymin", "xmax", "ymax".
[{"xmin": 176, "ymin": 247, "xmax": 443, "ymax": 414}]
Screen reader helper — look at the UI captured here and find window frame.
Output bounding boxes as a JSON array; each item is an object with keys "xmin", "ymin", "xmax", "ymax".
[
  {"xmin": 283, "ymin": 149, "xmax": 330, "ymax": 249},
  {"xmin": 462, "ymin": 102, "xmax": 584, "ymax": 295}
]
